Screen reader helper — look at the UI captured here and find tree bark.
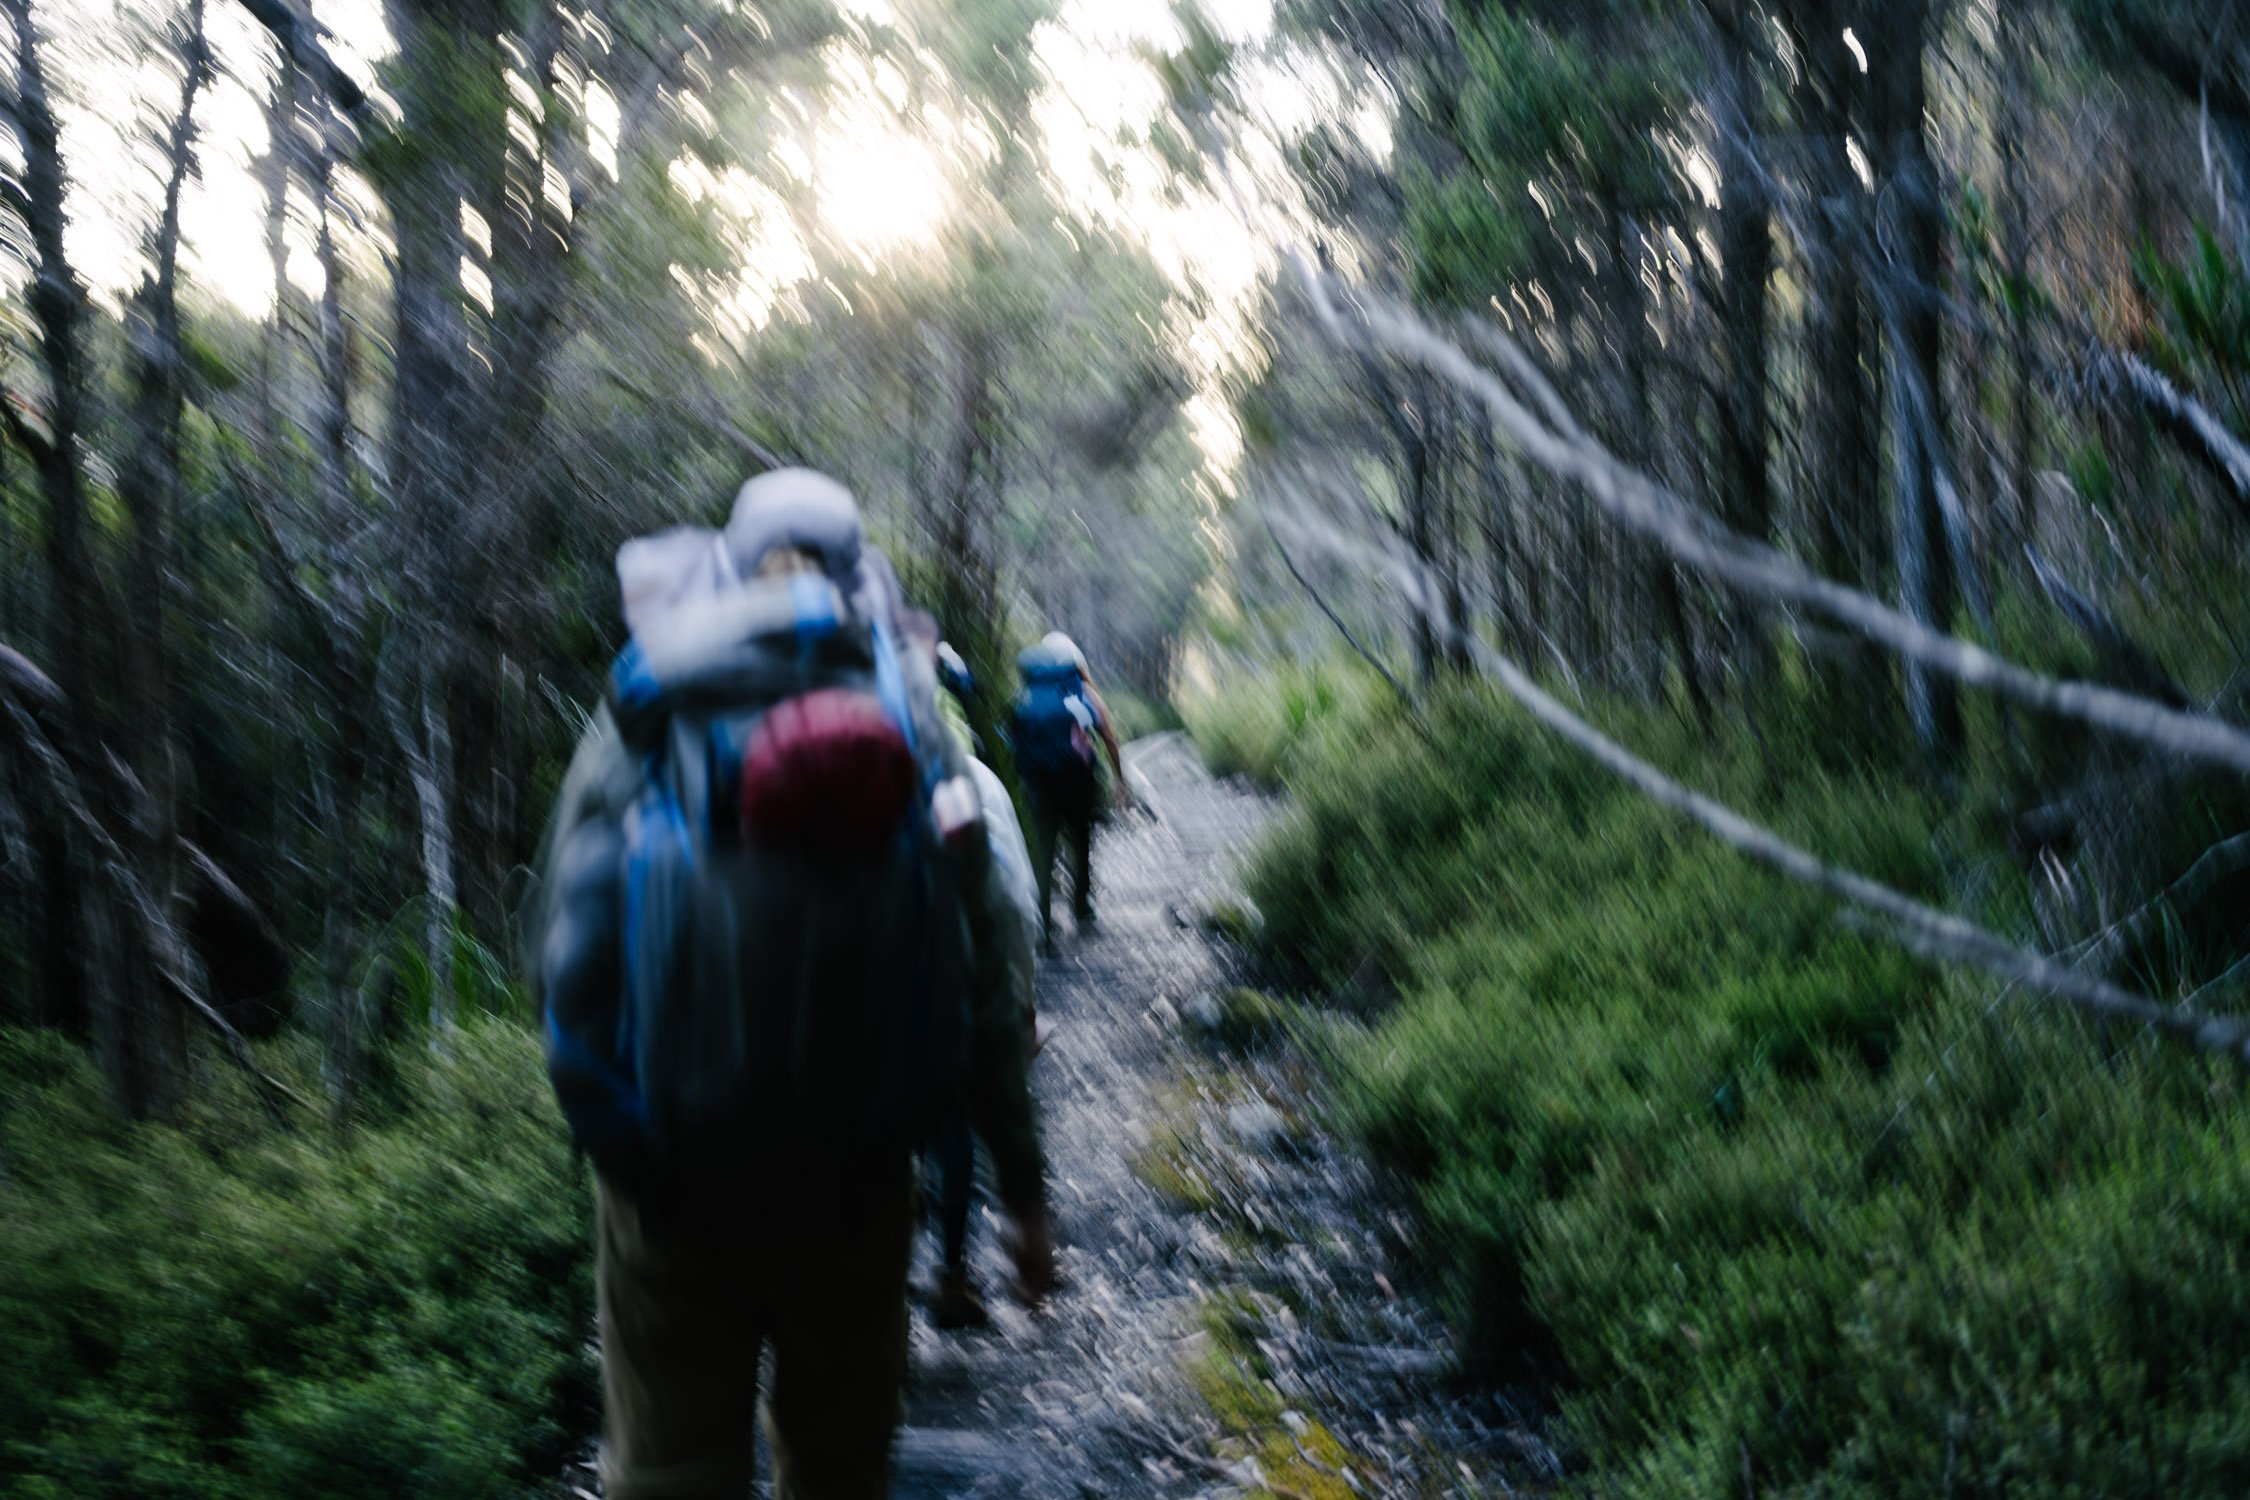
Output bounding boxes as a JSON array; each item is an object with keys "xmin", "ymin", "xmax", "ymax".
[
  {"xmin": 1787, "ymin": 0, "xmax": 1886, "ymax": 748},
  {"xmin": 1870, "ymin": 0, "xmax": 1963, "ymax": 770},
  {"xmin": 112, "ymin": 0, "xmax": 213, "ymax": 1119},
  {"xmin": 384, "ymin": 0, "xmax": 495, "ymax": 1026},
  {"xmin": 309, "ymin": 62, "xmax": 371, "ymax": 1111},
  {"xmin": 259, "ymin": 49, "xmax": 295, "ymax": 458},
  {"xmin": 1714, "ymin": 0, "xmax": 1773, "ymax": 680},
  {"xmin": 4, "ymin": 0, "xmax": 124, "ymax": 1083}
]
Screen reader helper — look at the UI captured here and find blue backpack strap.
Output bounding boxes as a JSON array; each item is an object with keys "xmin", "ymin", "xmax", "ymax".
[
  {"xmin": 870, "ymin": 612, "xmax": 926, "ymax": 779},
  {"xmin": 544, "ymin": 1008, "xmax": 647, "ymax": 1143},
  {"xmin": 612, "ymin": 641, "xmax": 661, "ymax": 713},
  {"xmin": 789, "ymin": 572, "xmax": 843, "ymax": 658},
  {"xmin": 618, "ymin": 786, "xmax": 694, "ymax": 1110}
]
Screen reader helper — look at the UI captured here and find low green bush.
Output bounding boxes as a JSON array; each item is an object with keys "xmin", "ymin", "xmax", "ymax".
[
  {"xmin": 1178, "ymin": 655, "xmax": 1387, "ymax": 789},
  {"xmin": 0, "ymin": 1023, "xmax": 594, "ymax": 1499},
  {"xmin": 1098, "ymin": 681, "xmax": 1184, "ymax": 744},
  {"xmin": 1254, "ymin": 676, "xmax": 2250, "ymax": 1493}
]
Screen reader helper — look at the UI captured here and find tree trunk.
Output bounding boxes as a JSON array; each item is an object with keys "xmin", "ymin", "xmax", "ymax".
[
  {"xmin": 1715, "ymin": 0, "xmax": 1773, "ymax": 681},
  {"xmin": 309, "ymin": 70, "xmax": 372, "ymax": 1110},
  {"xmin": 112, "ymin": 0, "xmax": 213, "ymax": 1120},
  {"xmin": 5, "ymin": 0, "xmax": 99, "ymax": 723},
  {"xmin": 1603, "ymin": 197, "xmax": 1690, "ymax": 703},
  {"xmin": 1435, "ymin": 388, "xmax": 1471, "ymax": 673},
  {"xmin": 385, "ymin": 0, "xmax": 493, "ymax": 1027},
  {"xmin": 1999, "ymin": 0, "xmax": 2037, "ymax": 549},
  {"xmin": 1871, "ymin": 0, "xmax": 1963, "ymax": 769},
  {"xmin": 1791, "ymin": 1, "xmax": 1887, "ymax": 750},
  {"xmin": 1474, "ymin": 417, "xmax": 1524, "ymax": 661},
  {"xmin": 6, "ymin": 0, "xmax": 124, "ymax": 1082},
  {"xmin": 259, "ymin": 50, "xmax": 295, "ymax": 458}
]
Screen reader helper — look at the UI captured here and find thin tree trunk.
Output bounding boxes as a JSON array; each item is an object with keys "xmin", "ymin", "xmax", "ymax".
[
  {"xmin": 1604, "ymin": 198, "xmax": 1685, "ymax": 701},
  {"xmin": 1872, "ymin": 0, "xmax": 1963, "ymax": 769},
  {"xmin": 309, "ymin": 70, "xmax": 371, "ymax": 1110},
  {"xmin": 385, "ymin": 0, "xmax": 488, "ymax": 1028},
  {"xmin": 5, "ymin": 0, "xmax": 120, "ymax": 1082},
  {"xmin": 1791, "ymin": 3, "xmax": 1887, "ymax": 750},
  {"xmin": 113, "ymin": 0, "xmax": 212, "ymax": 1119},
  {"xmin": 1474, "ymin": 417, "xmax": 1523, "ymax": 659},
  {"xmin": 259, "ymin": 50, "xmax": 294, "ymax": 458},
  {"xmin": 1715, "ymin": 0, "xmax": 1773, "ymax": 682},
  {"xmin": 1435, "ymin": 389, "xmax": 1471, "ymax": 673}
]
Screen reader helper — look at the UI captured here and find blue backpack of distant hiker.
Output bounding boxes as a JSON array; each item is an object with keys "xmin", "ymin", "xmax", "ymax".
[
  {"xmin": 1011, "ymin": 647, "xmax": 1097, "ymax": 785},
  {"xmin": 535, "ymin": 572, "xmax": 974, "ymax": 1193}
]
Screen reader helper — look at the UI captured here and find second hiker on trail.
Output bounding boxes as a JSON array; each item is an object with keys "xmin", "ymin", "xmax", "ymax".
[
  {"xmin": 1009, "ymin": 631, "xmax": 1132, "ymax": 953},
  {"xmin": 528, "ymin": 468, "xmax": 1052, "ymax": 1500}
]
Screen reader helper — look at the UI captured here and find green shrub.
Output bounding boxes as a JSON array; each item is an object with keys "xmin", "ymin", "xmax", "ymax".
[
  {"xmin": 1099, "ymin": 681, "xmax": 1183, "ymax": 743},
  {"xmin": 1253, "ymin": 676, "xmax": 2250, "ymax": 1492},
  {"xmin": 1178, "ymin": 654, "xmax": 1389, "ymax": 789},
  {"xmin": 0, "ymin": 1024, "xmax": 594, "ymax": 1499}
]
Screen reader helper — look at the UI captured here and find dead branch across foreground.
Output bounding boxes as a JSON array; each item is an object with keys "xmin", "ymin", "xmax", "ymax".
[{"xmin": 1303, "ymin": 272, "xmax": 2250, "ymax": 782}]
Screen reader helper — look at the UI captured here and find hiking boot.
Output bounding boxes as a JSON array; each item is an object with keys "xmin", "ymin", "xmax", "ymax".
[{"xmin": 931, "ymin": 1271, "xmax": 989, "ymax": 1331}]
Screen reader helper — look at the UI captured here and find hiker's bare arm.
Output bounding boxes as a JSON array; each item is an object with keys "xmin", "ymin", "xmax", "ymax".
[{"xmin": 1084, "ymin": 685, "xmax": 1134, "ymax": 808}]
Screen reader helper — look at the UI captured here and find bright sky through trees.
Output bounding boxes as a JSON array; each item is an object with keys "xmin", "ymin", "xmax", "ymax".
[{"xmin": 32, "ymin": 0, "xmax": 1390, "ymax": 483}]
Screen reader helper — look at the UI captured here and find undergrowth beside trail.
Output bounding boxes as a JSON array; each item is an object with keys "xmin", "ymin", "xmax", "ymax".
[
  {"xmin": 1178, "ymin": 656, "xmax": 1386, "ymax": 789},
  {"xmin": 1223, "ymin": 667, "xmax": 2250, "ymax": 1495},
  {"xmin": 0, "ymin": 1023, "xmax": 594, "ymax": 1499}
]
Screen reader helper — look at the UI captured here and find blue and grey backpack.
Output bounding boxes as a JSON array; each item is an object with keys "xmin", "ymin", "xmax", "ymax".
[
  {"xmin": 535, "ymin": 573, "xmax": 973, "ymax": 1196},
  {"xmin": 1010, "ymin": 640, "xmax": 1097, "ymax": 784}
]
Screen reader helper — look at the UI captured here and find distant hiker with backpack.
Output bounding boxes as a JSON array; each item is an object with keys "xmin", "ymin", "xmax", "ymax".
[
  {"xmin": 1009, "ymin": 632, "xmax": 1131, "ymax": 951},
  {"xmin": 527, "ymin": 469, "xmax": 1052, "ymax": 1500}
]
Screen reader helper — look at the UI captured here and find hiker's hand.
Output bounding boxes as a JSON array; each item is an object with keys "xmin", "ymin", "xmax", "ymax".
[{"xmin": 1008, "ymin": 1206, "xmax": 1057, "ymax": 1305}]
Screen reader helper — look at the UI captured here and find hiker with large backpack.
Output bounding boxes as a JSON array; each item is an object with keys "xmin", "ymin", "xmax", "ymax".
[
  {"xmin": 527, "ymin": 469, "xmax": 1052, "ymax": 1500},
  {"xmin": 1009, "ymin": 632, "xmax": 1130, "ymax": 952}
]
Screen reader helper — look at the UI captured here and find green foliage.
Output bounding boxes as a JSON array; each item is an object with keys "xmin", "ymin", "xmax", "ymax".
[
  {"xmin": 1404, "ymin": 3, "xmax": 1686, "ymax": 302},
  {"xmin": 0, "ymin": 1025, "xmax": 594, "ymax": 1499},
  {"xmin": 1098, "ymin": 680, "xmax": 1182, "ymax": 742},
  {"xmin": 2139, "ymin": 227, "xmax": 2250, "ymax": 422},
  {"xmin": 1252, "ymin": 677, "xmax": 2250, "ymax": 1491},
  {"xmin": 1177, "ymin": 654, "xmax": 1389, "ymax": 789},
  {"xmin": 1406, "ymin": 168, "xmax": 1536, "ymax": 309}
]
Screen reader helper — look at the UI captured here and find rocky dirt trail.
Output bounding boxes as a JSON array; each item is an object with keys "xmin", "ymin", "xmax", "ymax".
[
  {"xmin": 888, "ymin": 732, "xmax": 1273, "ymax": 1498},
  {"xmin": 886, "ymin": 736, "xmax": 1546, "ymax": 1499}
]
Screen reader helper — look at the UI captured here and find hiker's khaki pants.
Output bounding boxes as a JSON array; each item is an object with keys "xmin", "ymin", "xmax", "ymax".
[{"xmin": 595, "ymin": 1168, "xmax": 915, "ymax": 1500}]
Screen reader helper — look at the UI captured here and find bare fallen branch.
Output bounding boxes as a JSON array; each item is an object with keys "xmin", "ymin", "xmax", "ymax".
[
  {"xmin": 0, "ymin": 686, "xmax": 310, "ymax": 1115},
  {"xmin": 2062, "ymin": 830, "xmax": 2250, "ymax": 975},
  {"xmin": 2186, "ymin": 949, "xmax": 2250, "ymax": 1015},
  {"xmin": 2084, "ymin": 346, "xmax": 2250, "ymax": 517},
  {"xmin": 1263, "ymin": 509, "xmax": 1415, "ymax": 708},
  {"xmin": 1308, "ymin": 276, "xmax": 2250, "ymax": 780},
  {"xmin": 1457, "ymin": 632, "xmax": 2250, "ymax": 1063}
]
